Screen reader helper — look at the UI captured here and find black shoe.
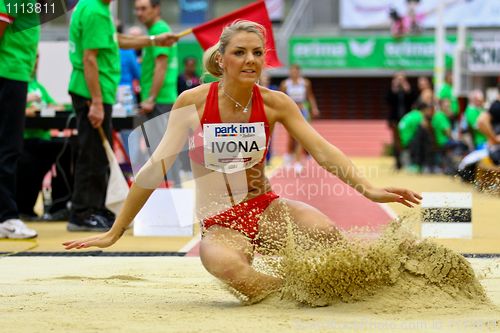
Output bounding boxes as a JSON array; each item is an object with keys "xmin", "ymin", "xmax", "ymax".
[
  {"xmin": 19, "ymin": 213, "xmax": 40, "ymax": 222},
  {"xmin": 41, "ymin": 208, "xmax": 70, "ymax": 222},
  {"xmin": 96, "ymin": 208, "xmax": 116, "ymax": 228},
  {"xmin": 67, "ymin": 214, "xmax": 110, "ymax": 232}
]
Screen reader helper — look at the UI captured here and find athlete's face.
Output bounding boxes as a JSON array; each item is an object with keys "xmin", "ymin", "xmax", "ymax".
[{"xmin": 221, "ymin": 32, "xmax": 265, "ymax": 85}]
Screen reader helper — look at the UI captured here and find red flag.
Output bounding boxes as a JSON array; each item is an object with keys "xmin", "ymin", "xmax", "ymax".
[{"xmin": 192, "ymin": 0, "xmax": 282, "ymax": 67}]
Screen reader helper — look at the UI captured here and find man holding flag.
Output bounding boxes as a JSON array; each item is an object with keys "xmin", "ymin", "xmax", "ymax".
[{"xmin": 135, "ymin": 0, "xmax": 182, "ymax": 187}]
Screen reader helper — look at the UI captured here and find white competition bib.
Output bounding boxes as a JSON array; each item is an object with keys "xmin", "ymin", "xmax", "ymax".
[{"xmin": 203, "ymin": 122, "xmax": 266, "ymax": 173}]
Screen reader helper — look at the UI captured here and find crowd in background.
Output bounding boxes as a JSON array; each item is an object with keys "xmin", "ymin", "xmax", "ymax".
[{"xmin": 386, "ymin": 70, "xmax": 500, "ymax": 180}]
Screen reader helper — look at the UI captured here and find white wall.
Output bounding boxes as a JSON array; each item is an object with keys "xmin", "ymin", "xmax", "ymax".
[{"xmin": 38, "ymin": 41, "xmax": 72, "ymax": 104}]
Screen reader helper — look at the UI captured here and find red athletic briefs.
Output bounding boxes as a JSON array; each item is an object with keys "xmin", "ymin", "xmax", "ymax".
[{"xmin": 202, "ymin": 191, "xmax": 280, "ymax": 243}]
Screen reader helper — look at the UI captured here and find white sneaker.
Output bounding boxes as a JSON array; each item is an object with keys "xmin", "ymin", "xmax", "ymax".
[{"xmin": 0, "ymin": 219, "xmax": 38, "ymax": 239}]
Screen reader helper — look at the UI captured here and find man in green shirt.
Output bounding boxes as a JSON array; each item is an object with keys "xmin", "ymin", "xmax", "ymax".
[
  {"xmin": 437, "ymin": 72, "xmax": 459, "ymax": 121},
  {"xmin": 432, "ymin": 109, "xmax": 452, "ymax": 149},
  {"xmin": 398, "ymin": 108, "xmax": 423, "ymax": 149},
  {"xmin": 464, "ymin": 90, "xmax": 487, "ymax": 149},
  {"xmin": 0, "ymin": 0, "xmax": 39, "ymax": 239},
  {"xmin": 135, "ymin": 0, "xmax": 181, "ymax": 187},
  {"xmin": 68, "ymin": 0, "xmax": 178, "ymax": 231},
  {"xmin": 398, "ymin": 101, "xmax": 436, "ymax": 172},
  {"xmin": 136, "ymin": 0, "xmax": 178, "ymax": 113}
]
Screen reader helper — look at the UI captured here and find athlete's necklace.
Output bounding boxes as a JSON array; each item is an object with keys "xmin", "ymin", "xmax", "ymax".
[{"xmin": 221, "ymin": 83, "xmax": 253, "ymax": 113}]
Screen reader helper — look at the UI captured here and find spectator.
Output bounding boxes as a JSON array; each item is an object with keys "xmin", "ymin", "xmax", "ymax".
[
  {"xmin": 438, "ymin": 71, "xmax": 459, "ymax": 122},
  {"xmin": 117, "ymin": 23, "xmax": 141, "ymax": 110},
  {"xmin": 280, "ymin": 64, "xmax": 320, "ymax": 173},
  {"xmin": 404, "ymin": 0, "xmax": 424, "ymax": 35},
  {"xmin": 478, "ymin": 91, "xmax": 500, "ymax": 165},
  {"xmin": 135, "ymin": 0, "xmax": 182, "ymax": 187},
  {"xmin": 127, "ymin": 25, "xmax": 145, "ymax": 104},
  {"xmin": 178, "ymin": 57, "xmax": 201, "ymax": 94},
  {"xmin": 417, "ymin": 76, "xmax": 432, "ymax": 95},
  {"xmin": 432, "ymin": 100, "xmax": 454, "ymax": 173},
  {"xmin": 464, "ymin": 90, "xmax": 487, "ymax": 150},
  {"xmin": 260, "ymin": 70, "xmax": 278, "ymax": 165},
  {"xmin": 389, "ymin": 8, "xmax": 405, "ymax": 38},
  {"xmin": 16, "ymin": 53, "xmax": 71, "ymax": 221},
  {"xmin": 386, "ymin": 71, "xmax": 414, "ymax": 169},
  {"xmin": 116, "ymin": 23, "xmax": 141, "ymax": 159},
  {"xmin": 0, "ymin": 1, "xmax": 40, "ymax": 239},
  {"xmin": 399, "ymin": 101, "xmax": 436, "ymax": 173},
  {"xmin": 67, "ymin": 0, "xmax": 177, "ymax": 232},
  {"xmin": 387, "ymin": 0, "xmax": 461, "ymax": 38}
]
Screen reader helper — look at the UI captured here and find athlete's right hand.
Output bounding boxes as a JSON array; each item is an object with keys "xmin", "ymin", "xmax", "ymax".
[{"xmin": 62, "ymin": 231, "xmax": 119, "ymax": 250}]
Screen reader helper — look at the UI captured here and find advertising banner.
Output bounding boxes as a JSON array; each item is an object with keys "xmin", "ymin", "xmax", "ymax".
[
  {"xmin": 289, "ymin": 36, "xmax": 457, "ymax": 70},
  {"xmin": 468, "ymin": 36, "xmax": 500, "ymax": 73}
]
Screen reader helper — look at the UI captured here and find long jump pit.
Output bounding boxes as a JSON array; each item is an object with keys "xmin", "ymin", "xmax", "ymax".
[
  {"xmin": 2, "ymin": 120, "xmax": 500, "ymax": 333},
  {"xmin": 0, "ymin": 253, "xmax": 499, "ymax": 333}
]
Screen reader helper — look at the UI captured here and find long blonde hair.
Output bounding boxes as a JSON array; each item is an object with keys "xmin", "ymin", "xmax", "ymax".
[{"xmin": 202, "ymin": 20, "xmax": 267, "ymax": 79}]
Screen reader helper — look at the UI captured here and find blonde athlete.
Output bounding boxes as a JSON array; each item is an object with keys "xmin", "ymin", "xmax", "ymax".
[{"xmin": 64, "ymin": 21, "xmax": 421, "ymax": 303}]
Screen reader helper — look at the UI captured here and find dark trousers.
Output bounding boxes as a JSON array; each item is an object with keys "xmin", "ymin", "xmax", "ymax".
[
  {"xmin": 70, "ymin": 93, "xmax": 112, "ymax": 217},
  {"xmin": 0, "ymin": 77, "xmax": 27, "ymax": 222},
  {"xmin": 16, "ymin": 138, "xmax": 73, "ymax": 216},
  {"xmin": 409, "ymin": 125, "xmax": 436, "ymax": 169},
  {"xmin": 389, "ymin": 121, "xmax": 402, "ymax": 169}
]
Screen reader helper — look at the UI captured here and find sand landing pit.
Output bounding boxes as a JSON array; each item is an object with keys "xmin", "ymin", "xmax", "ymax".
[
  {"xmin": 1, "ymin": 252, "xmax": 499, "ymax": 333},
  {"xmin": 267, "ymin": 221, "xmax": 489, "ymax": 309}
]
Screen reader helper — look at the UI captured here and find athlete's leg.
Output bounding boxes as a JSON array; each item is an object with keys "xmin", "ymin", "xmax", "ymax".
[
  {"xmin": 200, "ymin": 225, "xmax": 282, "ymax": 302},
  {"xmin": 258, "ymin": 198, "xmax": 343, "ymax": 255}
]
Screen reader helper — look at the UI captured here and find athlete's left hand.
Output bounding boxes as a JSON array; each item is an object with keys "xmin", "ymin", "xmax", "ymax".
[{"xmin": 365, "ymin": 187, "xmax": 422, "ymax": 208}]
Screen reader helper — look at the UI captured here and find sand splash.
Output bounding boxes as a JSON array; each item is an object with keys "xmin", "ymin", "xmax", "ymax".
[{"xmin": 251, "ymin": 208, "xmax": 493, "ymax": 313}]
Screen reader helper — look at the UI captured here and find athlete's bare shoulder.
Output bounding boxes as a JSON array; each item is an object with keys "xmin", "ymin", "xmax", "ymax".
[
  {"xmin": 258, "ymin": 85, "xmax": 297, "ymax": 123},
  {"xmin": 259, "ymin": 85, "xmax": 293, "ymax": 109},
  {"xmin": 176, "ymin": 83, "xmax": 212, "ymax": 109}
]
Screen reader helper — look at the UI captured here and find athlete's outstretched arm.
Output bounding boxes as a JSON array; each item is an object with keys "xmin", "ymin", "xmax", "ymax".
[
  {"xmin": 63, "ymin": 92, "xmax": 197, "ymax": 250},
  {"xmin": 274, "ymin": 92, "xmax": 421, "ymax": 207}
]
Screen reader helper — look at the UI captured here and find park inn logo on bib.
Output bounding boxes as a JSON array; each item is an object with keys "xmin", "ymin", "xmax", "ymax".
[{"xmin": 203, "ymin": 123, "xmax": 266, "ymax": 173}]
